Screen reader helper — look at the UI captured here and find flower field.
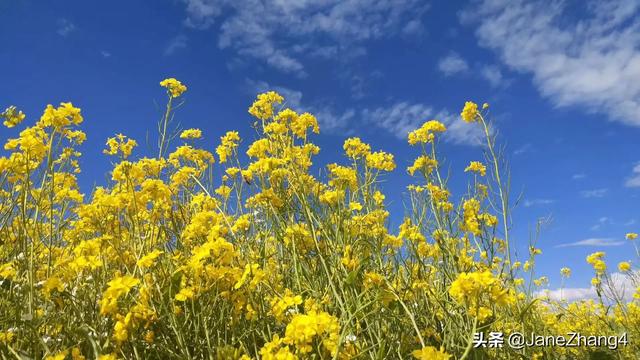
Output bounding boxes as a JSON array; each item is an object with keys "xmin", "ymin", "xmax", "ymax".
[{"xmin": 0, "ymin": 78, "xmax": 638, "ymax": 359}]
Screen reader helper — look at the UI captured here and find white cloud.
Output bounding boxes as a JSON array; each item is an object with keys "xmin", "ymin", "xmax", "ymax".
[
  {"xmin": 625, "ymin": 163, "xmax": 640, "ymax": 188},
  {"xmin": 513, "ymin": 143, "xmax": 532, "ymax": 155},
  {"xmin": 164, "ymin": 35, "xmax": 188, "ymax": 56},
  {"xmin": 523, "ymin": 198, "xmax": 554, "ymax": 207},
  {"xmin": 437, "ymin": 53, "xmax": 469, "ymax": 76},
  {"xmin": 183, "ymin": 0, "xmax": 224, "ymax": 29},
  {"xmin": 463, "ymin": 0, "xmax": 640, "ymax": 127},
  {"xmin": 580, "ymin": 188, "xmax": 608, "ymax": 198},
  {"xmin": 480, "ymin": 64, "xmax": 505, "ymax": 88},
  {"xmin": 56, "ymin": 18, "xmax": 76, "ymax": 37},
  {"xmin": 572, "ymin": 173, "xmax": 586, "ymax": 180},
  {"xmin": 402, "ymin": 19, "xmax": 424, "ymax": 36},
  {"xmin": 555, "ymin": 237, "xmax": 624, "ymax": 248},
  {"xmin": 362, "ymin": 102, "xmax": 485, "ymax": 146},
  {"xmin": 537, "ymin": 271, "xmax": 637, "ymax": 302},
  {"xmin": 100, "ymin": 50, "xmax": 112, "ymax": 58},
  {"xmin": 536, "ymin": 287, "xmax": 595, "ymax": 302},
  {"xmin": 181, "ymin": 0, "xmax": 429, "ymax": 75},
  {"xmin": 590, "ymin": 216, "xmax": 613, "ymax": 231}
]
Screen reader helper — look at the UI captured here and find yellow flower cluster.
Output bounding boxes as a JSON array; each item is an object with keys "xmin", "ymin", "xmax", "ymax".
[
  {"xmin": 407, "ymin": 120, "xmax": 446, "ymax": 144},
  {"xmin": 412, "ymin": 346, "xmax": 451, "ymax": 360},
  {"xmin": 159, "ymin": 77, "xmax": 187, "ymax": 97},
  {"xmin": 2, "ymin": 82, "xmax": 639, "ymax": 359},
  {"xmin": 103, "ymin": 133, "xmax": 138, "ymax": 159},
  {"xmin": 1, "ymin": 105, "xmax": 26, "ymax": 128},
  {"xmin": 248, "ymin": 91, "xmax": 284, "ymax": 120},
  {"xmin": 343, "ymin": 137, "xmax": 371, "ymax": 159},
  {"xmin": 449, "ymin": 270, "xmax": 514, "ymax": 320},
  {"xmin": 407, "ymin": 155, "xmax": 438, "ymax": 176},
  {"xmin": 465, "ymin": 161, "xmax": 486, "ymax": 176},
  {"xmin": 283, "ymin": 310, "xmax": 340, "ymax": 355},
  {"xmin": 216, "ymin": 131, "xmax": 240, "ymax": 163},
  {"xmin": 180, "ymin": 128, "xmax": 202, "ymax": 139},
  {"xmin": 461, "ymin": 101, "xmax": 479, "ymax": 123}
]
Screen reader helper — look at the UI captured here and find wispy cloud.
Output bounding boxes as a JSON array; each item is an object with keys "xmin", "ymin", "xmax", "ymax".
[
  {"xmin": 535, "ymin": 287, "xmax": 595, "ymax": 302},
  {"xmin": 523, "ymin": 198, "xmax": 554, "ymax": 207},
  {"xmin": 625, "ymin": 163, "xmax": 640, "ymax": 188},
  {"xmin": 462, "ymin": 0, "xmax": 640, "ymax": 127},
  {"xmin": 56, "ymin": 18, "xmax": 76, "ymax": 37},
  {"xmin": 437, "ymin": 53, "xmax": 469, "ymax": 76},
  {"xmin": 164, "ymin": 35, "xmax": 188, "ymax": 56},
  {"xmin": 580, "ymin": 188, "xmax": 608, "ymax": 198},
  {"xmin": 572, "ymin": 173, "xmax": 586, "ymax": 180},
  {"xmin": 100, "ymin": 50, "xmax": 112, "ymax": 58},
  {"xmin": 480, "ymin": 64, "xmax": 506, "ymax": 88},
  {"xmin": 513, "ymin": 143, "xmax": 532, "ymax": 156},
  {"xmin": 590, "ymin": 216, "xmax": 612, "ymax": 231},
  {"xmin": 555, "ymin": 237, "xmax": 624, "ymax": 248},
  {"xmin": 182, "ymin": 0, "xmax": 223, "ymax": 29},
  {"xmin": 180, "ymin": 0, "xmax": 429, "ymax": 76}
]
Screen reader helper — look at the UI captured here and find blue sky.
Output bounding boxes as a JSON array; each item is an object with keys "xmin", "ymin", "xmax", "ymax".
[{"xmin": 1, "ymin": 0, "xmax": 639, "ymax": 298}]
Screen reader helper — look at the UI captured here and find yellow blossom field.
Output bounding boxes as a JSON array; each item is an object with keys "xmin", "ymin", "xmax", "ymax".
[{"xmin": 1, "ymin": 78, "xmax": 638, "ymax": 359}]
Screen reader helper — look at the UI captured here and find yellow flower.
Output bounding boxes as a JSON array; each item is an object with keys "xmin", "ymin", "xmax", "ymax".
[
  {"xmin": 0, "ymin": 262, "xmax": 17, "ymax": 280},
  {"xmin": 103, "ymin": 134, "xmax": 138, "ymax": 159},
  {"xmin": 248, "ymin": 91, "xmax": 284, "ymax": 120},
  {"xmin": 363, "ymin": 272, "xmax": 385, "ymax": 288},
  {"xmin": 42, "ymin": 277, "xmax": 65, "ymax": 297},
  {"xmin": 0, "ymin": 330, "xmax": 15, "ymax": 344},
  {"xmin": 349, "ymin": 202, "xmax": 363, "ymax": 212},
  {"xmin": 618, "ymin": 261, "xmax": 631, "ymax": 272},
  {"xmin": 137, "ymin": 250, "xmax": 163, "ymax": 268},
  {"xmin": 461, "ymin": 101, "xmax": 479, "ymax": 123},
  {"xmin": 38, "ymin": 102, "xmax": 83, "ymax": 130},
  {"xmin": 283, "ymin": 310, "xmax": 341, "ymax": 355},
  {"xmin": 460, "ymin": 198, "xmax": 481, "ymax": 236},
  {"xmin": 365, "ymin": 151, "xmax": 396, "ymax": 171},
  {"xmin": 1, "ymin": 106, "xmax": 26, "ymax": 128},
  {"xmin": 586, "ymin": 252, "xmax": 606, "ymax": 274},
  {"xmin": 100, "ymin": 275, "xmax": 140, "ymax": 315},
  {"xmin": 71, "ymin": 348, "xmax": 85, "ymax": 360},
  {"xmin": 269, "ymin": 289, "xmax": 303, "ymax": 321},
  {"xmin": 343, "ymin": 137, "xmax": 371, "ymax": 159},
  {"xmin": 160, "ymin": 78, "xmax": 187, "ymax": 97},
  {"xmin": 327, "ymin": 164, "xmax": 357, "ymax": 189},
  {"xmin": 180, "ymin": 128, "xmax": 202, "ymax": 139},
  {"xmin": 98, "ymin": 354, "xmax": 118, "ymax": 360},
  {"xmin": 407, "ymin": 120, "xmax": 446, "ymax": 145},
  {"xmin": 626, "ymin": 233, "xmax": 638, "ymax": 240},
  {"xmin": 291, "ymin": 112, "xmax": 320, "ymax": 138},
  {"xmin": 449, "ymin": 270, "xmax": 514, "ymax": 320},
  {"xmin": 407, "ymin": 155, "xmax": 437, "ymax": 176},
  {"xmin": 412, "ymin": 346, "xmax": 451, "ymax": 360},
  {"xmin": 373, "ymin": 191, "xmax": 385, "ymax": 206},
  {"xmin": 45, "ymin": 350, "xmax": 68, "ymax": 360},
  {"xmin": 175, "ymin": 286, "xmax": 196, "ymax": 302},
  {"xmin": 216, "ymin": 131, "xmax": 241, "ymax": 163},
  {"xmin": 560, "ymin": 267, "xmax": 571, "ymax": 277},
  {"xmin": 464, "ymin": 161, "xmax": 486, "ymax": 176}
]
